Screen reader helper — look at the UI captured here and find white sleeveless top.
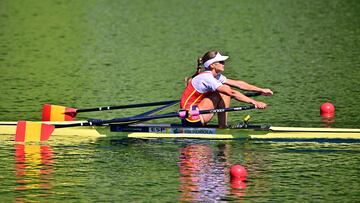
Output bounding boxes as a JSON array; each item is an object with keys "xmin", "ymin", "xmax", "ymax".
[{"xmin": 191, "ymin": 71, "xmax": 227, "ymax": 93}]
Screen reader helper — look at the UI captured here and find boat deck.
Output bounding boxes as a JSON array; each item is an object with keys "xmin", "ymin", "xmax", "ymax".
[{"xmin": 111, "ymin": 123, "xmax": 360, "ymax": 140}]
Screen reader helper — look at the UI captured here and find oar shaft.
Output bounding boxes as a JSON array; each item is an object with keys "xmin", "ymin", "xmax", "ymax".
[
  {"xmin": 133, "ymin": 100, "xmax": 179, "ymax": 117},
  {"xmin": 199, "ymin": 105, "xmax": 256, "ymax": 114},
  {"xmin": 53, "ymin": 113, "xmax": 179, "ymax": 128},
  {"xmin": 105, "ymin": 112, "xmax": 179, "ymax": 124},
  {"xmin": 76, "ymin": 100, "xmax": 179, "ymax": 113},
  {"xmin": 76, "ymin": 92, "xmax": 258, "ymax": 113},
  {"xmin": 55, "ymin": 105, "xmax": 256, "ymax": 128},
  {"xmin": 54, "ymin": 122, "xmax": 91, "ymax": 128},
  {"xmin": 103, "ymin": 105, "xmax": 256, "ymax": 124}
]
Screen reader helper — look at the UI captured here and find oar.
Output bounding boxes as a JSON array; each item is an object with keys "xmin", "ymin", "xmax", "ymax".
[
  {"xmin": 42, "ymin": 92, "xmax": 261, "ymax": 121},
  {"xmin": 84, "ymin": 105, "xmax": 257, "ymax": 126},
  {"xmin": 132, "ymin": 100, "xmax": 179, "ymax": 117},
  {"xmin": 42, "ymin": 100, "xmax": 179, "ymax": 121},
  {"xmin": 16, "ymin": 105, "xmax": 256, "ymax": 142}
]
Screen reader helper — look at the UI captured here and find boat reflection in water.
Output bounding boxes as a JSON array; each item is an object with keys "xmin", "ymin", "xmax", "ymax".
[
  {"xmin": 178, "ymin": 143, "xmax": 246, "ymax": 201},
  {"xmin": 14, "ymin": 144, "xmax": 54, "ymax": 202}
]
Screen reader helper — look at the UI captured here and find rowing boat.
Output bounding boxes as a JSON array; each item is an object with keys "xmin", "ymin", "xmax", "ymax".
[
  {"xmin": 2, "ymin": 121, "xmax": 360, "ymax": 142},
  {"xmin": 3, "ymin": 99, "xmax": 360, "ymax": 142},
  {"xmin": 110, "ymin": 123, "xmax": 360, "ymax": 140}
]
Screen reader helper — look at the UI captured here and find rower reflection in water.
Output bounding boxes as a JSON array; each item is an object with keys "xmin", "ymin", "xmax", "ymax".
[
  {"xmin": 180, "ymin": 50, "xmax": 273, "ymax": 128},
  {"xmin": 178, "ymin": 143, "xmax": 231, "ymax": 202}
]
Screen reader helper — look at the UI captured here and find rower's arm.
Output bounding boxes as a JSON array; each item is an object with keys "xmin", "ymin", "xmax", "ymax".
[
  {"xmin": 216, "ymin": 85, "xmax": 267, "ymax": 108},
  {"xmin": 225, "ymin": 79, "xmax": 273, "ymax": 96}
]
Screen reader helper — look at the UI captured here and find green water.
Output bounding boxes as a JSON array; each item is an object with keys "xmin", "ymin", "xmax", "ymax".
[{"xmin": 1, "ymin": 0, "xmax": 360, "ymax": 202}]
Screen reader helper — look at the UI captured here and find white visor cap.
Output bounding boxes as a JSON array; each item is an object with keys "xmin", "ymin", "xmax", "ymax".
[{"xmin": 203, "ymin": 52, "xmax": 229, "ymax": 69}]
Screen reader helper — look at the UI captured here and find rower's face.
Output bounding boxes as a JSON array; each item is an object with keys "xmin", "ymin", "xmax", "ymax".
[{"xmin": 214, "ymin": 61, "xmax": 225, "ymax": 73}]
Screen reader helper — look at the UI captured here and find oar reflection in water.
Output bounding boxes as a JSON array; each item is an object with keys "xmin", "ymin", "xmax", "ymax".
[{"xmin": 14, "ymin": 144, "xmax": 54, "ymax": 201}]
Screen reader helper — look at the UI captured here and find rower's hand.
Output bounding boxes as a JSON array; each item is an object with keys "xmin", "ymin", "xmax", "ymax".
[
  {"xmin": 261, "ymin": 88, "xmax": 273, "ymax": 96},
  {"xmin": 253, "ymin": 101, "xmax": 267, "ymax": 109}
]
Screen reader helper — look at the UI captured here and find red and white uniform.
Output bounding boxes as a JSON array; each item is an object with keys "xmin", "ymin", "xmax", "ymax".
[{"xmin": 180, "ymin": 71, "xmax": 227, "ymax": 123}]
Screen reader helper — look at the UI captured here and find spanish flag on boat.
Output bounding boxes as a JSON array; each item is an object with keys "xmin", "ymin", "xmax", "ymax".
[{"xmin": 42, "ymin": 104, "xmax": 77, "ymax": 121}]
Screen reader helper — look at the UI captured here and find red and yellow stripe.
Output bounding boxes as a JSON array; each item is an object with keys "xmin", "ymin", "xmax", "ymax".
[
  {"xmin": 42, "ymin": 104, "xmax": 77, "ymax": 121},
  {"xmin": 15, "ymin": 121, "xmax": 55, "ymax": 142},
  {"xmin": 180, "ymin": 80, "xmax": 208, "ymax": 123}
]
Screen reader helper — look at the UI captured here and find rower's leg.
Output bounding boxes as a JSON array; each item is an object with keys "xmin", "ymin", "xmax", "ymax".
[
  {"xmin": 198, "ymin": 92, "xmax": 222, "ymax": 124},
  {"xmin": 198, "ymin": 88, "xmax": 230, "ymax": 127},
  {"xmin": 217, "ymin": 92, "xmax": 231, "ymax": 128}
]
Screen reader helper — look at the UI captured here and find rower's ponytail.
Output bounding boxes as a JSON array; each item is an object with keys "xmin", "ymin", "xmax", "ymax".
[
  {"xmin": 193, "ymin": 57, "xmax": 203, "ymax": 77},
  {"xmin": 185, "ymin": 57, "xmax": 203, "ymax": 84}
]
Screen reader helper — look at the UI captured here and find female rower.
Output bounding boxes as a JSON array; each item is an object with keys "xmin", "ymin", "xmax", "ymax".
[{"xmin": 180, "ymin": 50, "xmax": 273, "ymax": 128}]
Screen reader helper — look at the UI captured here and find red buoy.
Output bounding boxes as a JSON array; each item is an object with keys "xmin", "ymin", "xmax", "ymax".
[
  {"xmin": 230, "ymin": 165, "xmax": 247, "ymax": 181},
  {"xmin": 320, "ymin": 102, "xmax": 335, "ymax": 118}
]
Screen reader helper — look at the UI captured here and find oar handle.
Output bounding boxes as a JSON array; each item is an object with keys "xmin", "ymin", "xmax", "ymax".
[
  {"xmin": 76, "ymin": 100, "xmax": 179, "ymax": 113},
  {"xmin": 244, "ymin": 92, "xmax": 262, "ymax": 97}
]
